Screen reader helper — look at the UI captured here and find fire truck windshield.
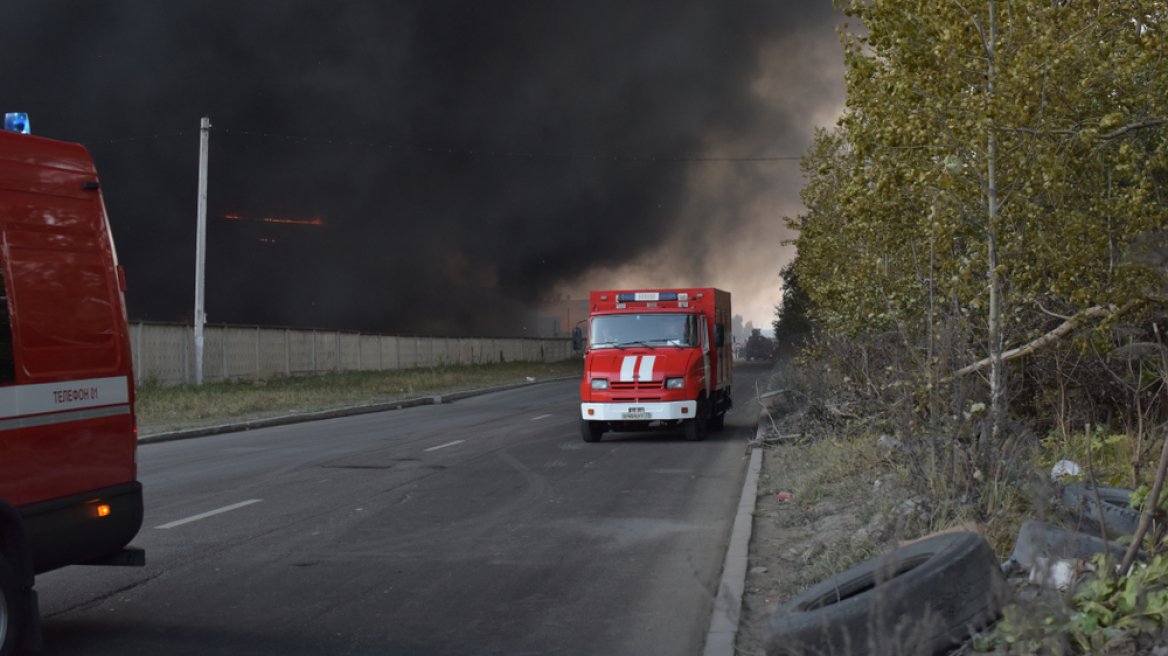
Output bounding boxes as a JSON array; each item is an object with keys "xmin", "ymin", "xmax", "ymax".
[{"xmin": 589, "ymin": 314, "xmax": 699, "ymax": 349}]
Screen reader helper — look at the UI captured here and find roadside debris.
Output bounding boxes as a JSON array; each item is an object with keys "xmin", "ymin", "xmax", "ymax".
[
  {"xmin": 1029, "ymin": 557, "xmax": 1093, "ymax": 591},
  {"xmin": 1050, "ymin": 459, "xmax": 1083, "ymax": 481},
  {"xmin": 761, "ymin": 531, "xmax": 1004, "ymax": 656},
  {"xmin": 1011, "ymin": 520, "xmax": 1135, "ymax": 566},
  {"xmin": 876, "ymin": 434, "xmax": 904, "ymax": 453}
]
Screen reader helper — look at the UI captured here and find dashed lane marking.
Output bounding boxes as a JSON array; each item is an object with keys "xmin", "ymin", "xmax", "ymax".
[
  {"xmin": 531, "ymin": 414, "xmax": 552, "ymax": 421},
  {"xmin": 424, "ymin": 440, "xmax": 465, "ymax": 452},
  {"xmin": 156, "ymin": 499, "xmax": 263, "ymax": 529}
]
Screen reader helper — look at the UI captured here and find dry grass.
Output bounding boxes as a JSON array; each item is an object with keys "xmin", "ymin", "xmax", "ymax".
[
  {"xmin": 136, "ymin": 359, "xmax": 583, "ymax": 435},
  {"xmin": 754, "ymin": 436, "xmax": 907, "ymax": 600}
]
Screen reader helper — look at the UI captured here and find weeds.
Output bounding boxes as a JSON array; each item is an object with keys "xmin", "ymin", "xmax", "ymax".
[
  {"xmin": 136, "ymin": 359, "xmax": 583, "ymax": 434},
  {"xmin": 755, "ymin": 306, "xmax": 1168, "ymax": 654}
]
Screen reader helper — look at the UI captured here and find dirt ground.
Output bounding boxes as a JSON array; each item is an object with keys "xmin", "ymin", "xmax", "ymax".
[
  {"xmin": 736, "ymin": 448, "xmax": 872, "ymax": 654},
  {"xmin": 733, "ymin": 365, "xmax": 930, "ymax": 655}
]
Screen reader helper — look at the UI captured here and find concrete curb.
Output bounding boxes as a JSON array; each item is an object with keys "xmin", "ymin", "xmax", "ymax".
[
  {"xmin": 702, "ymin": 429, "xmax": 764, "ymax": 656},
  {"xmin": 138, "ymin": 376, "xmax": 580, "ymax": 445}
]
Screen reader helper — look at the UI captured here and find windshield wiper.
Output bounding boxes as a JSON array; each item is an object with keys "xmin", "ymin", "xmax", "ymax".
[
  {"xmin": 646, "ymin": 339, "xmax": 687, "ymax": 349},
  {"xmin": 592, "ymin": 341, "xmax": 625, "ymax": 350},
  {"xmin": 618, "ymin": 340, "xmax": 654, "ymax": 350}
]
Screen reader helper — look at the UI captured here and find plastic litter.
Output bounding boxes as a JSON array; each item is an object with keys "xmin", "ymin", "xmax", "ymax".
[
  {"xmin": 1030, "ymin": 557, "xmax": 1092, "ymax": 591},
  {"xmin": 776, "ymin": 492, "xmax": 792, "ymax": 501},
  {"xmin": 1001, "ymin": 555, "xmax": 1025, "ymax": 577},
  {"xmin": 1050, "ymin": 460, "xmax": 1082, "ymax": 481}
]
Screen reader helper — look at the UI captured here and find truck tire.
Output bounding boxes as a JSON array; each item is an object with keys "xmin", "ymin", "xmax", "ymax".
[
  {"xmin": 684, "ymin": 418, "xmax": 707, "ymax": 441},
  {"xmin": 707, "ymin": 412, "xmax": 725, "ymax": 432},
  {"xmin": 580, "ymin": 419, "xmax": 604, "ymax": 443},
  {"xmin": 761, "ymin": 531, "xmax": 1004, "ymax": 656},
  {"xmin": 0, "ymin": 555, "xmax": 23, "ymax": 656},
  {"xmin": 1062, "ymin": 484, "xmax": 1142, "ymax": 537}
]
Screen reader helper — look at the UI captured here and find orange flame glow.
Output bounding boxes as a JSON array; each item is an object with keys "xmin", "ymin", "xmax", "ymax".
[{"xmin": 223, "ymin": 214, "xmax": 324, "ymax": 226}]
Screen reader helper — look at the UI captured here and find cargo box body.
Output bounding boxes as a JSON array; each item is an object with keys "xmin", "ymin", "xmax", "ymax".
[{"xmin": 0, "ymin": 128, "xmax": 141, "ymax": 594}]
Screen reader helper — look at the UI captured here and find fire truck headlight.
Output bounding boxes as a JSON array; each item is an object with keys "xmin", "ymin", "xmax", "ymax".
[
  {"xmin": 665, "ymin": 378, "xmax": 685, "ymax": 389},
  {"xmin": 591, "ymin": 378, "xmax": 610, "ymax": 390}
]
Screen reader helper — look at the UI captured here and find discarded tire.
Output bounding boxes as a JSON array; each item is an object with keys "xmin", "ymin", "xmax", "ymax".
[
  {"xmin": 760, "ymin": 531, "xmax": 1005, "ymax": 656},
  {"xmin": 1062, "ymin": 484, "xmax": 1142, "ymax": 537},
  {"xmin": 1011, "ymin": 520, "xmax": 1144, "ymax": 567}
]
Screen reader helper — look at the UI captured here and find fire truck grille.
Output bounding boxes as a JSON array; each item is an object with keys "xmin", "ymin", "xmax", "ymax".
[
  {"xmin": 612, "ymin": 397, "xmax": 664, "ymax": 403},
  {"xmin": 610, "ymin": 381, "xmax": 664, "ymax": 391}
]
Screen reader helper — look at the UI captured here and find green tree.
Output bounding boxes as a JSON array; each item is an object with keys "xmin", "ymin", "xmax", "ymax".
[
  {"xmin": 774, "ymin": 258, "xmax": 814, "ymax": 345},
  {"xmin": 793, "ymin": 0, "xmax": 1168, "ymax": 439}
]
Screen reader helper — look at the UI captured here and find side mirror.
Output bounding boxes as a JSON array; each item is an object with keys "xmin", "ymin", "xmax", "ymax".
[
  {"xmin": 572, "ymin": 326, "xmax": 583, "ymax": 351},
  {"xmin": 714, "ymin": 323, "xmax": 725, "ymax": 348}
]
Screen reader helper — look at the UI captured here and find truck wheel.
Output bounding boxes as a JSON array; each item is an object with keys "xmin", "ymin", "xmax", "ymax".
[
  {"xmin": 0, "ymin": 555, "xmax": 24, "ymax": 656},
  {"xmin": 580, "ymin": 419, "xmax": 604, "ymax": 443},
  {"xmin": 684, "ymin": 418, "xmax": 707, "ymax": 441},
  {"xmin": 707, "ymin": 412, "xmax": 725, "ymax": 432}
]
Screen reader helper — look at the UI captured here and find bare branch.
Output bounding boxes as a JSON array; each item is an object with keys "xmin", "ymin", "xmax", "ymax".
[
  {"xmin": 942, "ymin": 300, "xmax": 1145, "ymax": 382},
  {"xmin": 1101, "ymin": 118, "xmax": 1168, "ymax": 140},
  {"xmin": 1037, "ymin": 303, "xmax": 1073, "ymax": 321},
  {"xmin": 999, "ymin": 117, "xmax": 1167, "ymax": 141}
]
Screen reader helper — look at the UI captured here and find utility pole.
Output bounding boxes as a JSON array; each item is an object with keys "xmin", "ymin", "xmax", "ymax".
[{"xmin": 194, "ymin": 117, "xmax": 210, "ymax": 384}]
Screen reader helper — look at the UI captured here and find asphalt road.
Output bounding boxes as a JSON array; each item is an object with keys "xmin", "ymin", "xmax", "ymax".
[{"xmin": 34, "ymin": 362, "xmax": 773, "ymax": 656}]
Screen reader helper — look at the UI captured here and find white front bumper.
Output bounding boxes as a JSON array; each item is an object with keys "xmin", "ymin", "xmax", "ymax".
[{"xmin": 581, "ymin": 401, "xmax": 697, "ymax": 422}]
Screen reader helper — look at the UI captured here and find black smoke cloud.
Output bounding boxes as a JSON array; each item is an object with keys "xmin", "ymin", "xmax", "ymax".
[{"xmin": 0, "ymin": 0, "xmax": 841, "ymax": 335}]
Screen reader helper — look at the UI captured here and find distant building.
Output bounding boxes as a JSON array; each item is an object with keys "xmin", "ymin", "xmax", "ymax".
[{"xmin": 537, "ymin": 293, "xmax": 591, "ymax": 337}]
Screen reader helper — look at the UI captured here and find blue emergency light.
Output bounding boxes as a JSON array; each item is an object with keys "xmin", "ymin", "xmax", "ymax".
[{"xmin": 4, "ymin": 113, "xmax": 29, "ymax": 134}]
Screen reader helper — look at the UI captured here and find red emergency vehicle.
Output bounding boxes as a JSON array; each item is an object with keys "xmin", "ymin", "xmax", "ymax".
[
  {"xmin": 0, "ymin": 123, "xmax": 143, "ymax": 653},
  {"xmin": 576, "ymin": 288, "xmax": 732, "ymax": 442}
]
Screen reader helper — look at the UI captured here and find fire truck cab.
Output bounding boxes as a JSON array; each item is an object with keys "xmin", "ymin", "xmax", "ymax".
[
  {"xmin": 576, "ymin": 288, "xmax": 732, "ymax": 442},
  {"xmin": 0, "ymin": 122, "xmax": 144, "ymax": 653}
]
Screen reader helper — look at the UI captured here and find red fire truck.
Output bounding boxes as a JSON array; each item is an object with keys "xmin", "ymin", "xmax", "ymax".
[
  {"xmin": 575, "ymin": 288, "xmax": 732, "ymax": 442},
  {"xmin": 0, "ymin": 119, "xmax": 144, "ymax": 653}
]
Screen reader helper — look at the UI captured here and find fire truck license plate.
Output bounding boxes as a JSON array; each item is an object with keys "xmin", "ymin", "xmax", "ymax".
[{"xmin": 622, "ymin": 407, "xmax": 651, "ymax": 420}]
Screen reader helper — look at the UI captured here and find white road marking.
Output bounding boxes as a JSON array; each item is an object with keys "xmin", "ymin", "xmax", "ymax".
[
  {"xmin": 155, "ymin": 499, "xmax": 263, "ymax": 529},
  {"xmin": 531, "ymin": 414, "xmax": 552, "ymax": 421},
  {"xmin": 424, "ymin": 440, "xmax": 464, "ymax": 452}
]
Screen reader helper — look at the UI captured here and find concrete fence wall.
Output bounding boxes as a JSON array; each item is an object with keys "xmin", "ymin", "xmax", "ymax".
[{"xmin": 129, "ymin": 322, "xmax": 575, "ymax": 387}]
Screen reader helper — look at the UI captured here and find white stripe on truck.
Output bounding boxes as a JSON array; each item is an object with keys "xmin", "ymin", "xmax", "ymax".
[
  {"xmin": 0, "ymin": 404, "xmax": 129, "ymax": 432},
  {"xmin": 0, "ymin": 376, "xmax": 130, "ymax": 420},
  {"xmin": 638, "ymin": 355, "xmax": 656, "ymax": 382},
  {"xmin": 620, "ymin": 356, "xmax": 637, "ymax": 382}
]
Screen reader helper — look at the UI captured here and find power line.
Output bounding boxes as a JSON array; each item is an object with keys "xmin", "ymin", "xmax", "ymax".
[
  {"xmin": 84, "ymin": 131, "xmax": 193, "ymax": 145},
  {"xmin": 84, "ymin": 125, "xmax": 801, "ymax": 162},
  {"xmin": 216, "ymin": 127, "xmax": 801, "ymax": 162}
]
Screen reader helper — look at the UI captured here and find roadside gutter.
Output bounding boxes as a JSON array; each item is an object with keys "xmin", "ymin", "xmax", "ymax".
[{"xmin": 703, "ymin": 433, "xmax": 764, "ymax": 656}]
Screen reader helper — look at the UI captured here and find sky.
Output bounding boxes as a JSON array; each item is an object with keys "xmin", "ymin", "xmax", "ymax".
[{"xmin": 0, "ymin": 0, "xmax": 846, "ymax": 336}]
